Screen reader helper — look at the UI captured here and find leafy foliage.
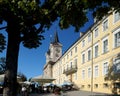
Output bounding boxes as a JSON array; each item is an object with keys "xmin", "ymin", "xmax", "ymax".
[
  {"xmin": 0, "ymin": 34, "xmax": 6, "ymax": 52},
  {"xmin": 85, "ymin": 0, "xmax": 120, "ymax": 21},
  {"xmin": 0, "ymin": 0, "xmax": 120, "ymax": 51},
  {"xmin": 0, "ymin": 57, "xmax": 6, "ymax": 74}
]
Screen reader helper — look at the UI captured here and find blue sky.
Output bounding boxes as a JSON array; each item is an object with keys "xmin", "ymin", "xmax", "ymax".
[{"xmin": 0, "ymin": 11, "xmax": 94, "ymax": 80}]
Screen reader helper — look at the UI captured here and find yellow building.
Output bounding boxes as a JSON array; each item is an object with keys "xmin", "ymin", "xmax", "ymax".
[{"xmin": 44, "ymin": 11, "xmax": 120, "ymax": 94}]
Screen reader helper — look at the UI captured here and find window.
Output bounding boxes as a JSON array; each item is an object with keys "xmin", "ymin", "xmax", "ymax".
[
  {"xmin": 114, "ymin": 11, "xmax": 120, "ymax": 23},
  {"xmin": 82, "ymin": 40, "xmax": 85, "ymax": 47},
  {"xmin": 103, "ymin": 39, "xmax": 108, "ymax": 53},
  {"xmin": 71, "ymin": 51, "xmax": 72, "ymax": 56},
  {"xmin": 82, "ymin": 70, "xmax": 85, "ymax": 79},
  {"xmin": 94, "ymin": 84, "xmax": 98, "ymax": 88},
  {"xmin": 60, "ymin": 66, "xmax": 62, "ymax": 74},
  {"xmin": 67, "ymin": 64, "xmax": 69, "ymax": 70},
  {"xmin": 103, "ymin": 19, "xmax": 108, "ymax": 31},
  {"xmin": 113, "ymin": 55, "xmax": 120, "ymax": 73},
  {"xmin": 75, "ymin": 47, "xmax": 77, "ymax": 53},
  {"xmin": 70, "ymin": 62, "xmax": 72, "ymax": 68},
  {"xmin": 95, "ymin": 45, "xmax": 98, "ymax": 57},
  {"xmin": 74, "ymin": 72, "xmax": 77, "ymax": 80},
  {"xmin": 88, "ymin": 50, "xmax": 91, "ymax": 61},
  {"xmin": 74, "ymin": 59, "xmax": 77, "ymax": 67},
  {"xmin": 94, "ymin": 28, "xmax": 98, "ymax": 38},
  {"xmin": 82, "ymin": 53, "xmax": 85, "ymax": 63},
  {"xmin": 63, "ymin": 65, "xmax": 65, "ymax": 73},
  {"xmin": 81, "ymin": 85, "xmax": 85, "ymax": 88},
  {"xmin": 114, "ymin": 31, "xmax": 120, "ymax": 48},
  {"xmin": 103, "ymin": 83, "xmax": 109, "ymax": 88},
  {"xmin": 103, "ymin": 62, "xmax": 109, "ymax": 75},
  {"xmin": 88, "ymin": 67, "xmax": 91, "ymax": 78},
  {"xmin": 94, "ymin": 65, "xmax": 98, "ymax": 77},
  {"xmin": 67, "ymin": 54, "xmax": 69, "ymax": 59},
  {"xmin": 114, "ymin": 83, "xmax": 120, "ymax": 88},
  {"xmin": 88, "ymin": 84, "xmax": 91, "ymax": 88},
  {"xmin": 88, "ymin": 33, "xmax": 91, "ymax": 42}
]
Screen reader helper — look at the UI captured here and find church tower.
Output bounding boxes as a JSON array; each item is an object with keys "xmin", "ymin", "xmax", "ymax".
[
  {"xmin": 46, "ymin": 32, "xmax": 62, "ymax": 63},
  {"xmin": 44, "ymin": 31, "xmax": 62, "ymax": 78}
]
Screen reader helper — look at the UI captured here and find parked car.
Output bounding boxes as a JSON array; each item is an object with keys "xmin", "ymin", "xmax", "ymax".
[{"xmin": 61, "ymin": 82, "xmax": 73, "ymax": 91}]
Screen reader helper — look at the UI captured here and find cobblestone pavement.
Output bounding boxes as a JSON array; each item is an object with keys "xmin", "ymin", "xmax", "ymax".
[{"xmin": 29, "ymin": 90, "xmax": 115, "ymax": 96}]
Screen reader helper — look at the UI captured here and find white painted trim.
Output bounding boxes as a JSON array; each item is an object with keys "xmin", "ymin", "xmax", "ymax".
[
  {"xmin": 102, "ymin": 36, "xmax": 109, "ymax": 54},
  {"xmin": 94, "ymin": 64, "xmax": 99, "ymax": 78},
  {"xmin": 113, "ymin": 27, "xmax": 120, "ymax": 48},
  {"xmin": 113, "ymin": 11, "xmax": 120, "ymax": 24},
  {"xmin": 102, "ymin": 61, "xmax": 109, "ymax": 76},
  {"xmin": 102, "ymin": 18, "xmax": 109, "ymax": 32}
]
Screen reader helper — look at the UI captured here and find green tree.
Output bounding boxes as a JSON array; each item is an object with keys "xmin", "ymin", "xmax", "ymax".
[
  {"xmin": 0, "ymin": 57, "xmax": 6, "ymax": 74},
  {"xmin": 0, "ymin": 34, "xmax": 6, "ymax": 52},
  {"xmin": 0, "ymin": 0, "xmax": 120, "ymax": 96}
]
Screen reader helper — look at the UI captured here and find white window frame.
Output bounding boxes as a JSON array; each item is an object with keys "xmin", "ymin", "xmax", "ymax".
[
  {"xmin": 102, "ymin": 19, "xmax": 108, "ymax": 31},
  {"xmin": 88, "ymin": 33, "xmax": 91, "ymax": 42},
  {"xmin": 113, "ymin": 55, "xmax": 120, "ymax": 73},
  {"xmin": 88, "ymin": 67, "xmax": 91, "ymax": 78},
  {"xmin": 95, "ymin": 45, "xmax": 99, "ymax": 58},
  {"xmin": 63, "ymin": 65, "xmax": 65, "ymax": 73},
  {"xmin": 87, "ymin": 48, "xmax": 92, "ymax": 61},
  {"xmin": 94, "ymin": 27, "xmax": 99, "ymax": 38},
  {"xmin": 82, "ymin": 52, "xmax": 85, "ymax": 64},
  {"xmin": 75, "ymin": 46, "xmax": 77, "ymax": 53},
  {"xmin": 93, "ymin": 43, "xmax": 99, "ymax": 58},
  {"xmin": 71, "ymin": 51, "xmax": 72, "ymax": 56},
  {"xmin": 82, "ymin": 39, "xmax": 85, "ymax": 47},
  {"xmin": 113, "ymin": 28, "xmax": 120, "ymax": 48},
  {"xmin": 113, "ymin": 11, "xmax": 120, "ymax": 23},
  {"xmin": 74, "ymin": 58, "xmax": 77, "ymax": 67},
  {"xmin": 67, "ymin": 64, "xmax": 69, "ymax": 70},
  {"xmin": 94, "ymin": 65, "xmax": 99, "ymax": 77},
  {"xmin": 82, "ymin": 69, "xmax": 85, "ymax": 79},
  {"xmin": 102, "ymin": 62, "xmax": 109, "ymax": 76},
  {"xmin": 70, "ymin": 61, "xmax": 72, "ymax": 68},
  {"xmin": 102, "ymin": 36, "xmax": 108, "ymax": 53},
  {"xmin": 67, "ymin": 54, "xmax": 69, "ymax": 59}
]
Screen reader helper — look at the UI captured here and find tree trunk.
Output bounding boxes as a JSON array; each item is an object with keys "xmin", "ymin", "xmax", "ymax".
[{"xmin": 3, "ymin": 24, "xmax": 20, "ymax": 96}]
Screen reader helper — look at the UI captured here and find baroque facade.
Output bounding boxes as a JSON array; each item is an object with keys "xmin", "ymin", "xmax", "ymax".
[{"xmin": 43, "ymin": 11, "xmax": 120, "ymax": 94}]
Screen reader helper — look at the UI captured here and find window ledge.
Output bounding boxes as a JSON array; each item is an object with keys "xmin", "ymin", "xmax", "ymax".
[
  {"xmin": 102, "ymin": 51, "xmax": 109, "ymax": 55},
  {"xmin": 113, "ymin": 46, "xmax": 120, "ymax": 50}
]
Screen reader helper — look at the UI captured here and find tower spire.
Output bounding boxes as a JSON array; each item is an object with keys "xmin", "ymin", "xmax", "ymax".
[{"xmin": 52, "ymin": 31, "xmax": 60, "ymax": 44}]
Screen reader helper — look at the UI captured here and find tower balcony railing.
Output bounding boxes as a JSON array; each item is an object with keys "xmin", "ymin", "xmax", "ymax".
[{"xmin": 63, "ymin": 64, "xmax": 77, "ymax": 75}]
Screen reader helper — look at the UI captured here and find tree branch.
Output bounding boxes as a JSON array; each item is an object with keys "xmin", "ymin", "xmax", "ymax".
[
  {"xmin": 0, "ymin": 26, "xmax": 7, "ymax": 30},
  {"xmin": 36, "ymin": 23, "xmax": 44, "ymax": 34}
]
